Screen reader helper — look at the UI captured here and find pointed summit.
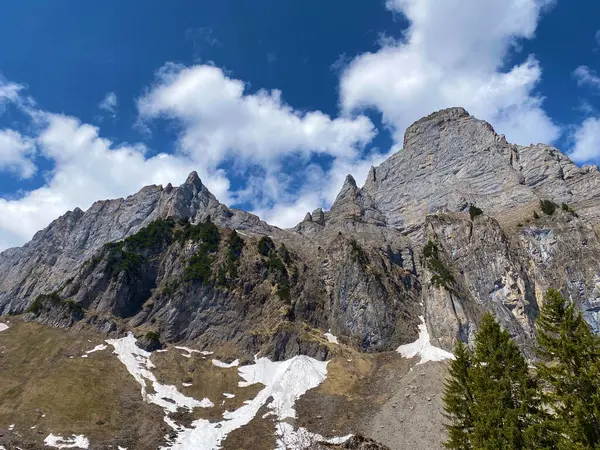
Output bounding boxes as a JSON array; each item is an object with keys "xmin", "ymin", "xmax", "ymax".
[
  {"xmin": 344, "ymin": 174, "xmax": 357, "ymax": 189},
  {"xmin": 185, "ymin": 171, "xmax": 203, "ymax": 190}
]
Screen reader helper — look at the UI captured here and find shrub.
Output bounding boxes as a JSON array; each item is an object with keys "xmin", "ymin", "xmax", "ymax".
[
  {"xmin": 257, "ymin": 236, "xmax": 274, "ymax": 256},
  {"xmin": 145, "ymin": 331, "xmax": 160, "ymax": 341},
  {"xmin": 423, "ymin": 240, "xmax": 454, "ymax": 288},
  {"xmin": 183, "ymin": 248, "xmax": 213, "ymax": 284},
  {"xmin": 124, "ymin": 218, "xmax": 175, "ymax": 250},
  {"xmin": 540, "ymin": 199, "xmax": 557, "ymax": 216},
  {"xmin": 469, "ymin": 204, "xmax": 483, "ymax": 220},
  {"xmin": 349, "ymin": 239, "xmax": 368, "ymax": 265},
  {"xmin": 561, "ymin": 203, "xmax": 578, "ymax": 216},
  {"xmin": 176, "ymin": 220, "xmax": 221, "ymax": 251}
]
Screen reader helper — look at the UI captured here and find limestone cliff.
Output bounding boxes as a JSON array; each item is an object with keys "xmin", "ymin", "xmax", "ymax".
[{"xmin": 2, "ymin": 107, "xmax": 600, "ymax": 359}]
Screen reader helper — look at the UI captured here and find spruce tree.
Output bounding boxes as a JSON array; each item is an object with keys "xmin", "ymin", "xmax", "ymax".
[
  {"xmin": 443, "ymin": 341, "xmax": 475, "ymax": 449},
  {"xmin": 469, "ymin": 314, "xmax": 540, "ymax": 450},
  {"xmin": 443, "ymin": 314, "xmax": 541, "ymax": 450},
  {"xmin": 536, "ymin": 289, "xmax": 600, "ymax": 449}
]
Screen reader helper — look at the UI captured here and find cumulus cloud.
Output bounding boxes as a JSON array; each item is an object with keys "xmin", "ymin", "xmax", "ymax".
[
  {"xmin": 573, "ymin": 66, "xmax": 600, "ymax": 90},
  {"xmin": 340, "ymin": 0, "xmax": 559, "ymax": 146},
  {"xmin": 138, "ymin": 64, "xmax": 376, "ymax": 165},
  {"xmin": 0, "ymin": 130, "xmax": 36, "ymax": 178},
  {"xmin": 570, "ymin": 117, "xmax": 600, "ymax": 164},
  {"xmin": 98, "ymin": 92, "xmax": 118, "ymax": 117}
]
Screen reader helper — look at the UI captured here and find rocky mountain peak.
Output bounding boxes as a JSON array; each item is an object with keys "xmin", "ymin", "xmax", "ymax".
[{"xmin": 184, "ymin": 170, "xmax": 203, "ymax": 190}]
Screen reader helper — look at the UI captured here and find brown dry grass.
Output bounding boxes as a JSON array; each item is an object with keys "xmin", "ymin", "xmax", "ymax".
[{"xmin": 0, "ymin": 319, "xmax": 166, "ymax": 449}]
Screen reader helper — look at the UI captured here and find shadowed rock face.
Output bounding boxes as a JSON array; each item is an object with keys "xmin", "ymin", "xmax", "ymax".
[{"xmin": 3, "ymin": 107, "xmax": 600, "ymax": 358}]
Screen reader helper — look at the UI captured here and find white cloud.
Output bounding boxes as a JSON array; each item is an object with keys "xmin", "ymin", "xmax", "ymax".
[
  {"xmin": 0, "ymin": 129, "xmax": 36, "ymax": 178},
  {"xmin": 573, "ymin": 66, "xmax": 600, "ymax": 90},
  {"xmin": 340, "ymin": 0, "xmax": 559, "ymax": 146},
  {"xmin": 0, "ymin": 110, "xmax": 232, "ymax": 249},
  {"xmin": 570, "ymin": 117, "xmax": 600, "ymax": 163},
  {"xmin": 98, "ymin": 92, "xmax": 118, "ymax": 117},
  {"xmin": 138, "ymin": 64, "xmax": 376, "ymax": 166}
]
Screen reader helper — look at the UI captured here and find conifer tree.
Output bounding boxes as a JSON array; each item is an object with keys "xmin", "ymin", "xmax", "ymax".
[
  {"xmin": 443, "ymin": 314, "xmax": 541, "ymax": 450},
  {"xmin": 469, "ymin": 314, "xmax": 540, "ymax": 450},
  {"xmin": 443, "ymin": 341, "xmax": 474, "ymax": 449},
  {"xmin": 536, "ymin": 289, "xmax": 600, "ymax": 449}
]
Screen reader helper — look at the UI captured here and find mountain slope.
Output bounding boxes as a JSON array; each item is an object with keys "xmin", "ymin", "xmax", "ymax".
[{"xmin": 3, "ymin": 107, "xmax": 600, "ymax": 358}]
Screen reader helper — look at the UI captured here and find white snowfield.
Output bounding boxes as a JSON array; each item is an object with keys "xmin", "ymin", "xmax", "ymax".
[
  {"xmin": 106, "ymin": 333, "xmax": 349, "ymax": 449},
  {"xmin": 397, "ymin": 316, "xmax": 454, "ymax": 365},
  {"xmin": 44, "ymin": 434, "xmax": 89, "ymax": 449},
  {"xmin": 0, "ymin": 323, "xmax": 8, "ymax": 332},
  {"xmin": 106, "ymin": 333, "xmax": 214, "ymax": 413},
  {"xmin": 211, "ymin": 358, "xmax": 240, "ymax": 369}
]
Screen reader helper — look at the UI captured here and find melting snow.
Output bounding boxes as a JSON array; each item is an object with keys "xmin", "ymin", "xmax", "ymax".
[
  {"xmin": 109, "ymin": 334, "xmax": 348, "ymax": 449},
  {"xmin": 324, "ymin": 330, "xmax": 339, "ymax": 344},
  {"xmin": 223, "ymin": 393, "xmax": 235, "ymax": 399},
  {"xmin": 0, "ymin": 323, "xmax": 8, "ymax": 332},
  {"xmin": 211, "ymin": 359, "xmax": 239, "ymax": 369},
  {"xmin": 85, "ymin": 344, "xmax": 107, "ymax": 354},
  {"xmin": 160, "ymin": 355, "xmax": 333, "ymax": 449},
  {"xmin": 397, "ymin": 316, "xmax": 454, "ymax": 365},
  {"xmin": 182, "ymin": 383, "xmax": 192, "ymax": 387},
  {"xmin": 8, "ymin": 424, "xmax": 14, "ymax": 430},
  {"xmin": 106, "ymin": 333, "xmax": 214, "ymax": 413},
  {"xmin": 44, "ymin": 434, "xmax": 90, "ymax": 449},
  {"xmin": 275, "ymin": 423, "xmax": 352, "ymax": 449}
]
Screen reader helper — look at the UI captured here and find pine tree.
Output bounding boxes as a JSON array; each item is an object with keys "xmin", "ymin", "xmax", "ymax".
[
  {"xmin": 536, "ymin": 289, "xmax": 600, "ymax": 449},
  {"xmin": 469, "ymin": 314, "xmax": 540, "ymax": 450},
  {"xmin": 443, "ymin": 341, "xmax": 475, "ymax": 449}
]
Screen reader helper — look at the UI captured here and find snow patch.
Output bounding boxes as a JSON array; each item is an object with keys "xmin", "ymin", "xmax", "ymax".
[
  {"xmin": 397, "ymin": 316, "xmax": 454, "ymax": 365},
  {"xmin": 44, "ymin": 434, "xmax": 89, "ymax": 449},
  {"xmin": 182, "ymin": 383, "xmax": 192, "ymax": 387},
  {"xmin": 223, "ymin": 393, "xmax": 235, "ymax": 399},
  {"xmin": 161, "ymin": 355, "xmax": 332, "ymax": 449},
  {"xmin": 85, "ymin": 344, "xmax": 107, "ymax": 354},
  {"xmin": 0, "ymin": 323, "xmax": 8, "ymax": 332},
  {"xmin": 324, "ymin": 330, "xmax": 339, "ymax": 344},
  {"xmin": 275, "ymin": 422, "xmax": 352, "ymax": 450},
  {"xmin": 106, "ymin": 333, "xmax": 214, "ymax": 413},
  {"xmin": 212, "ymin": 359, "xmax": 239, "ymax": 369},
  {"xmin": 8, "ymin": 424, "xmax": 14, "ymax": 430}
]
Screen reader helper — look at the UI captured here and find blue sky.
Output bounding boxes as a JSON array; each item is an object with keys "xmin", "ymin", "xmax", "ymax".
[{"xmin": 0, "ymin": 0, "xmax": 599, "ymax": 250}]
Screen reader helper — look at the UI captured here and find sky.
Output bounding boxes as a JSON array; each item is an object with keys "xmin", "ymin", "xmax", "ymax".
[{"xmin": 0, "ymin": 0, "xmax": 599, "ymax": 250}]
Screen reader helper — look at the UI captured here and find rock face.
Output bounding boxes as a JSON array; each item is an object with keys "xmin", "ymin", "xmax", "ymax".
[{"xmin": 2, "ymin": 107, "xmax": 600, "ymax": 358}]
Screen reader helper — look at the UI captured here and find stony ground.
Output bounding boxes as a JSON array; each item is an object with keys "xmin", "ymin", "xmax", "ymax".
[{"xmin": 0, "ymin": 319, "xmax": 448, "ymax": 449}]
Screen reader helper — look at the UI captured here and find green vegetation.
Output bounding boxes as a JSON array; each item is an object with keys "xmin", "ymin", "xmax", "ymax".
[
  {"xmin": 181, "ymin": 220, "xmax": 222, "ymax": 285},
  {"xmin": 257, "ymin": 235, "xmax": 275, "ymax": 256},
  {"xmin": 176, "ymin": 218, "xmax": 221, "ymax": 252},
  {"xmin": 469, "ymin": 204, "xmax": 483, "ymax": 220},
  {"xmin": 27, "ymin": 292, "xmax": 83, "ymax": 315},
  {"xmin": 349, "ymin": 239, "xmax": 368, "ymax": 265},
  {"xmin": 561, "ymin": 202, "xmax": 578, "ymax": 217},
  {"xmin": 534, "ymin": 289, "xmax": 600, "ymax": 448},
  {"xmin": 443, "ymin": 314, "xmax": 541, "ymax": 449},
  {"xmin": 183, "ymin": 248, "xmax": 213, "ymax": 284},
  {"xmin": 225, "ymin": 230, "xmax": 245, "ymax": 279},
  {"xmin": 423, "ymin": 240, "xmax": 454, "ymax": 289},
  {"xmin": 444, "ymin": 289, "xmax": 600, "ymax": 449},
  {"xmin": 540, "ymin": 199, "xmax": 557, "ymax": 216},
  {"xmin": 123, "ymin": 218, "xmax": 175, "ymax": 250},
  {"xmin": 144, "ymin": 331, "xmax": 160, "ymax": 341}
]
